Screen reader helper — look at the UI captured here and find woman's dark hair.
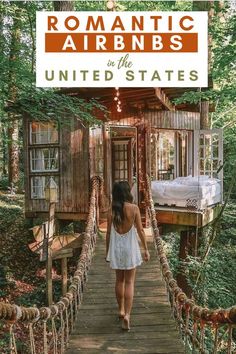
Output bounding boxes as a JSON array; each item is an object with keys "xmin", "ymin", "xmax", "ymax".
[{"xmin": 112, "ymin": 181, "xmax": 133, "ymax": 227}]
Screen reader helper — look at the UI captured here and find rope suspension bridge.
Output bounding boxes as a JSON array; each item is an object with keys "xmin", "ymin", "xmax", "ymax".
[{"xmin": 0, "ymin": 176, "xmax": 235, "ymax": 353}]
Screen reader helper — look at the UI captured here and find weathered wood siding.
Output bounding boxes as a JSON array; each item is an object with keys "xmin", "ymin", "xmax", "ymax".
[
  {"xmin": 145, "ymin": 111, "xmax": 200, "ymax": 130},
  {"xmin": 109, "ymin": 116, "xmax": 137, "ymax": 126},
  {"xmin": 109, "ymin": 111, "xmax": 200, "ymax": 130},
  {"xmin": 24, "ymin": 117, "xmax": 90, "ymax": 216}
]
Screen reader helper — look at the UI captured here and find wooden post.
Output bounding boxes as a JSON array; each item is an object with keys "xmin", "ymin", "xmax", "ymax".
[
  {"xmin": 200, "ymin": 101, "xmax": 210, "ymax": 129},
  {"xmin": 46, "ymin": 202, "xmax": 55, "ymax": 306},
  {"xmin": 61, "ymin": 257, "xmax": 68, "ymax": 296},
  {"xmin": 177, "ymin": 230, "xmax": 193, "ymax": 298},
  {"xmin": 46, "ymin": 246, "xmax": 53, "ymax": 306}
]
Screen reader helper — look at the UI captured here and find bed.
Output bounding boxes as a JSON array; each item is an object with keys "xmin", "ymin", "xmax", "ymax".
[{"xmin": 151, "ymin": 176, "xmax": 222, "ymax": 210}]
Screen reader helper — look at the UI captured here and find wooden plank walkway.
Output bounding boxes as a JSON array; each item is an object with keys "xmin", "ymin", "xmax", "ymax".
[{"xmin": 66, "ymin": 231, "xmax": 185, "ymax": 354}]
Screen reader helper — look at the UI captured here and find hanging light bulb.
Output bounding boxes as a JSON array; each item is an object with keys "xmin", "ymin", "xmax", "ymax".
[{"xmin": 114, "ymin": 87, "xmax": 122, "ymax": 113}]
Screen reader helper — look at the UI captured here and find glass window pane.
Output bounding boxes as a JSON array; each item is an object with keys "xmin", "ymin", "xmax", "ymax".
[
  {"xmin": 200, "ymin": 147, "xmax": 204, "ymax": 159},
  {"xmin": 200, "ymin": 159, "xmax": 204, "ymax": 171},
  {"xmin": 31, "ymin": 176, "xmax": 59, "ymax": 199},
  {"xmin": 30, "ymin": 148, "xmax": 59, "ymax": 172},
  {"xmin": 89, "ymin": 126, "xmax": 103, "ymax": 177},
  {"xmin": 205, "ymin": 159, "xmax": 211, "ymax": 171},
  {"xmin": 213, "ymin": 145, "xmax": 218, "ymax": 159},
  {"xmin": 150, "ymin": 130, "xmax": 176, "ymax": 180},
  {"xmin": 213, "ymin": 160, "xmax": 218, "ymax": 170},
  {"xmin": 204, "ymin": 135, "xmax": 211, "ymax": 147},
  {"xmin": 200, "ymin": 134, "xmax": 204, "ymax": 146},
  {"xmin": 30, "ymin": 122, "xmax": 58, "ymax": 144},
  {"xmin": 212, "ymin": 134, "xmax": 219, "ymax": 145}
]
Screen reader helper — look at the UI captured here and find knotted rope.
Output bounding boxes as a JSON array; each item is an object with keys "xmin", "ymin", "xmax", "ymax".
[
  {"xmin": 145, "ymin": 174, "xmax": 236, "ymax": 353},
  {"xmin": 29, "ymin": 323, "xmax": 36, "ymax": 354},
  {"xmin": 9, "ymin": 323, "xmax": 17, "ymax": 354},
  {"xmin": 0, "ymin": 177, "xmax": 102, "ymax": 353}
]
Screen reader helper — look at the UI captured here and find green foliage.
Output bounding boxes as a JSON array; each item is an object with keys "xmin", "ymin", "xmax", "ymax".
[
  {"xmin": 0, "ymin": 176, "xmax": 9, "ymax": 190},
  {"xmin": 163, "ymin": 200, "xmax": 236, "ymax": 310},
  {"xmin": 0, "ymin": 0, "xmax": 108, "ymax": 183},
  {"xmin": 15, "ymin": 280, "xmax": 61, "ymax": 307},
  {"xmin": 7, "ymin": 88, "xmax": 108, "ymax": 126}
]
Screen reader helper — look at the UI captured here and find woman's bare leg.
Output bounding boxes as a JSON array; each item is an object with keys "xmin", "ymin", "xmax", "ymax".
[
  {"xmin": 123, "ymin": 268, "xmax": 136, "ymax": 329},
  {"xmin": 115, "ymin": 270, "xmax": 125, "ymax": 317}
]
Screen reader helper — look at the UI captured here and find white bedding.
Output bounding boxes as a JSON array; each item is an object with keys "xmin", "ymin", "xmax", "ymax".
[{"xmin": 151, "ymin": 176, "xmax": 221, "ymax": 210}]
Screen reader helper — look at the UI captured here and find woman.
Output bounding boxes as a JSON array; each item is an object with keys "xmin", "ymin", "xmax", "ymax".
[{"xmin": 106, "ymin": 181, "xmax": 150, "ymax": 331}]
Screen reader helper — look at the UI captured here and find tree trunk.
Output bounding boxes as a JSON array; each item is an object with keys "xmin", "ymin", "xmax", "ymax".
[
  {"xmin": 8, "ymin": 5, "xmax": 22, "ymax": 185},
  {"xmin": 53, "ymin": 1, "xmax": 74, "ymax": 11},
  {"xmin": 177, "ymin": 229, "xmax": 198, "ymax": 297},
  {"xmin": 193, "ymin": 1, "xmax": 214, "ymax": 129},
  {"xmin": 0, "ymin": 9, "xmax": 4, "ymax": 176}
]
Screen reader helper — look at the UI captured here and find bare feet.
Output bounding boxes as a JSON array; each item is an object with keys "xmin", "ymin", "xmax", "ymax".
[
  {"xmin": 122, "ymin": 315, "xmax": 130, "ymax": 331},
  {"xmin": 118, "ymin": 312, "xmax": 125, "ymax": 319}
]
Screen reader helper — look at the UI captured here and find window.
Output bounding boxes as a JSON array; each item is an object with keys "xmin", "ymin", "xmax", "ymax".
[
  {"xmin": 199, "ymin": 132, "xmax": 220, "ymax": 178},
  {"xmin": 90, "ymin": 127, "xmax": 104, "ymax": 177},
  {"xmin": 150, "ymin": 129, "xmax": 193, "ymax": 180},
  {"xmin": 150, "ymin": 130, "xmax": 175, "ymax": 180},
  {"xmin": 29, "ymin": 122, "xmax": 59, "ymax": 199},
  {"xmin": 113, "ymin": 142, "xmax": 129, "ymax": 181},
  {"xmin": 30, "ymin": 122, "xmax": 58, "ymax": 145},
  {"xmin": 31, "ymin": 176, "xmax": 59, "ymax": 199},
  {"xmin": 30, "ymin": 148, "xmax": 59, "ymax": 172}
]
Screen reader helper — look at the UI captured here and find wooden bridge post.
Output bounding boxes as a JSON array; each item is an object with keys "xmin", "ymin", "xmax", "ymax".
[
  {"xmin": 61, "ymin": 257, "xmax": 68, "ymax": 296},
  {"xmin": 46, "ymin": 202, "xmax": 56, "ymax": 306}
]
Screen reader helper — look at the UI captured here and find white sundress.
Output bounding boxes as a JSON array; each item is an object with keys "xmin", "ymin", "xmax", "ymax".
[{"xmin": 106, "ymin": 223, "xmax": 143, "ymax": 270}]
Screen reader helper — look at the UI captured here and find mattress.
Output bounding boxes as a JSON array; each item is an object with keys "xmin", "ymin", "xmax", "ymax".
[{"xmin": 151, "ymin": 176, "xmax": 222, "ymax": 210}]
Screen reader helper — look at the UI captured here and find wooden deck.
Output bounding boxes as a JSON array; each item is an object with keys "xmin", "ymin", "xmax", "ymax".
[{"xmin": 66, "ymin": 231, "xmax": 185, "ymax": 354}]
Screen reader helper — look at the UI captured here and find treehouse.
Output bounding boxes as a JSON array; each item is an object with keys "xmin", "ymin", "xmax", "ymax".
[{"xmin": 23, "ymin": 87, "xmax": 223, "ymax": 232}]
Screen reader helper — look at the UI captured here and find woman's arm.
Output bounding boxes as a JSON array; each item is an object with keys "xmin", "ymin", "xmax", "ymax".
[
  {"xmin": 106, "ymin": 209, "xmax": 112, "ymax": 258},
  {"xmin": 134, "ymin": 206, "xmax": 150, "ymax": 262}
]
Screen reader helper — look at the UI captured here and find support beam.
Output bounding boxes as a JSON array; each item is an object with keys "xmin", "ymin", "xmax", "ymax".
[
  {"xmin": 46, "ymin": 202, "xmax": 55, "ymax": 306},
  {"xmin": 155, "ymin": 88, "xmax": 175, "ymax": 111},
  {"xmin": 61, "ymin": 257, "xmax": 68, "ymax": 296}
]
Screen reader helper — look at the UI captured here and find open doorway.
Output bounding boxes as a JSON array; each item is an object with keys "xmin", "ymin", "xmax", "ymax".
[
  {"xmin": 110, "ymin": 126, "xmax": 138, "ymax": 202},
  {"xmin": 150, "ymin": 129, "xmax": 193, "ymax": 180}
]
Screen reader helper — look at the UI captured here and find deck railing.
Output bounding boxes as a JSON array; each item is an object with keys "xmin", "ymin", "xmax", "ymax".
[
  {"xmin": 0, "ymin": 176, "xmax": 102, "ymax": 354},
  {"xmin": 145, "ymin": 174, "xmax": 236, "ymax": 354}
]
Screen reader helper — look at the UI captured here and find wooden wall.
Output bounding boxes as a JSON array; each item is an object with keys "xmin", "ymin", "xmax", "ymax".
[
  {"xmin": 24, "ymin": 117, "xmax": 90, "ymax": 218},
  {"xmin": 109, "ymin": 111, "xmax": 200, "ymax": 130},
  {"xmin": 24, "ymin": 110, "xmax": 201, "ymax": 219},
  {"xmin": 144, "ymin": 111, "xmax": 200, "ymax": 130}
]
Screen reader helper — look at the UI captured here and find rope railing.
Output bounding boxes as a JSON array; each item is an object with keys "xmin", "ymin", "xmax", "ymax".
[
  {"xmin": 0, "ymin": 176, "xmax": 103, "ymax": 354},
  {"xmin": 145, "ymin": 174, "xmax": 236, "ymax": 354}
]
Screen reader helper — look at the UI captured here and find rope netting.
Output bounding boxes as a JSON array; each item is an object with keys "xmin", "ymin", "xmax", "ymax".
[
  {"xmin": 0, "ymin": 176, "xmax": 102, "ymax": 354},
  {"xmin": 145, "ymin": 174, "xmax": 236, "ymax": 353}
]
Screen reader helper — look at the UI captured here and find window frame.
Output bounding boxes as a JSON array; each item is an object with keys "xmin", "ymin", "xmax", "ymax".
[
  {"xmin": 28, "ymin": 120, "xmax": 60, "ymax": 200},
  {"xmin": 30, "ymin": 147, "xmax": 59, "ymax": 173},
  {"xmin": 29, "ymin": 121, "xmax": 59, "ymax": 145}
]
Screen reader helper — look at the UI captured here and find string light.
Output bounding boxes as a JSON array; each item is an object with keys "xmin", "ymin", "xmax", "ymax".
[{"xmin": 114, "ymin": 87, "xmax": 122, "ymax": 112}]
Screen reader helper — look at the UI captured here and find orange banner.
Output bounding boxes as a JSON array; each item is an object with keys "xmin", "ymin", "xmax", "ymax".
[{"xmin": 45, "ymin": 32, "xmax": 198, "ymax": 53}]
